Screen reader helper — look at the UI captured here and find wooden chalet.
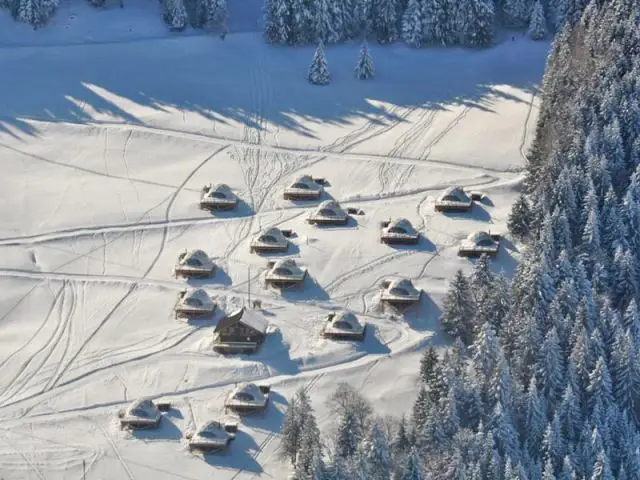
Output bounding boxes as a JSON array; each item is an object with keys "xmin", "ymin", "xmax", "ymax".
[{"xmin": 213, "ymin": 307, "xmax": 268, "ymax": 354}]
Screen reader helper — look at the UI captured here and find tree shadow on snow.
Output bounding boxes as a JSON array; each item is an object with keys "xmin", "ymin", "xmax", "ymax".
[
  {"xmin": 204, "ymin": 198, "xmax": 255, "ymax": 220},
  {"xmin": 278, "ymin": 275, "xmax": 330, "ymax": 303},
  {"xmin": 0, "ymin": 38, "xmax": 548, "ymax": 139}
]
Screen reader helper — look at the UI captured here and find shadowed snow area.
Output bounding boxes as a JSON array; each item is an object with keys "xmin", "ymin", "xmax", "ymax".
[{"xmin": 0, "ymin": 3, "xmax": 546, "ymax": 478}]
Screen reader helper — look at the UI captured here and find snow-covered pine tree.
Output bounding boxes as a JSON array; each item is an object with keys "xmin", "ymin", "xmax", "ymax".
[
  {"xmin": 17, "ymin": 0, "xmax": 41, "ymax": 27},
  {"xmin": 307, "ymin": 41, "xmax": 331, "ymax": 85},
  {"xmin": 361, "ymin": 421, "xmax": 391, "ymax": 480},
  {"xmin": 527, "ymin": 0, "xmax": 547, "ymax": 40},
  {"xmin": 354, "ymin": 40, "xmax": 375, "ymax": 79},
  {"xmin": 315, "ymin": 0, "xmax": 336, "ymax": 43},
  {"xmin": 431, "ymin": 0, "xmax": 453, "ymax": 45},
  {"xmin": 401, "ymin": 448, "xmax": 423, "ymax": 480},
  {"xmin": 401, "ymin": 0, "xmax": 423, "ymax": 47},
  {"xmin": 441, "ymin": 269, "xmax": 475, "ymax": 344},
  {"xmin": 420, "ymin": 0, "xmax": 437, "ymax": 44},
  {"xmin": 208, "ymin": 0, "xmax": 228, "ymax": 31},
  {"xmin": 335, "ymin": 408, "xmax": 362, "ymax": 458},
  {"xmin": 327, "ymin": 0, "xmax": 345, "ymax": 43},
  {"xmin": 163, "ymin": 0, "xmax": 188, "ymax": 30},
  {"xmin": 263, "ymin": 0, "xmax": 292, "ymax": 44},
  {"xmin": 291, "ymin": 0, "xmax": 316, "ymax": 44},
  {"xmin": 458, "ymin": 0, "xmax": 495, "ymax": 47},
  {"xmin": 279, "ymin": 394, "xmax": 301, "ymax": 464},
  {"xmin": 372, "ymin": 0, "xmax": 397, "ymax": 43},
  {"xmin": 501, "ymin": 0, "xmax": 530, "ymax": 28}
]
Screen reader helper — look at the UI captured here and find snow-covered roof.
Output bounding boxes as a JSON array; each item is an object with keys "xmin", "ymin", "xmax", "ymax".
[
  {"xmin": 328, "ymin": 311, "xmax": 363, "ymax": 331},
  {"xmin": 269, "ymin": 258, "xmax": 303, "ymax": 275},
  {"xmin": 178, "ymin": 249, "xmax": 210, "ymax": 264},
  {"xmin": 125, "ymin": 398, "xmax": 159, "ymax": 417},
  {"xmin": 228, "ymin": 383, "xmax": 268, "ymax": 404},
  {"xmin": 288, "ymin": 175, "xmax": 321, "ymax": 190},
  {"xmin": 254, "ymin": 227, "xmax": 287, "ymax": 245},
  {"xmin": 312, "ymin": 200, "xmax": 346, "ymax": 217},
  {"xmin": 466, "ymin": 231, "xmax": 495, "ymax": 246},
  {"xmin": 228, "ymin": 307, "xmax": 268, "ymax": 334},
  {"xmin": 438, "ymin": 186, "xmax": 470, "ymax": 202},
  {"xmin": 178, "ymin": 288, "xmax": 215, "ymax": 308},
  {"xmin": 384, "ymin": 278, "xmax": 420, "ymax": 296},
  {"xmin": 205, "ymin": 183, "xmax": 233, "ymax": 196},
  {"xmin": 385, "ymin": 218, "xmax": 416, "ymax": 234}
]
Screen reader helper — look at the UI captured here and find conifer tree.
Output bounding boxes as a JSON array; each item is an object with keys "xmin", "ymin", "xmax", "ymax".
[
  {"xmin": 527, "ymin": 0, "xmax": 547, "ymax": 40},
  {"xmin": 280, "ymin": 394, "xmax": 301, "ymax": 464},
  {"xmin": 441, "ymin": 269, "xmax": 476, "ymax": 344},
  {"xmin": 373, "ymin": 0, "xmax": 397, "ymax": 43},
  {"xmin": 163, "ymin": 0, "xmax": 188, "ymax": 29},
  {"xmin": 501, "ymin": 0, "xmax": 530, "ymax": 28},
  {"xmin": 401, "ymin": 0, "xmax": 423, "ymax": 47},
  {"xmin": 308, "ymin": 41, "xmax": 331, "ymax": 85},
  {"xmin": 354, "ymin": 40, "xmax": 375, "ymax": 80},
  {"xmin": 459, "ymin": 0, "xmax": 495, "ymax": 47},
  {"xmin": 263, "ymin": 0, "xmax": 292, "ymax": 44},
  {"xmin": 401, "ymin": 448, "xmax": 423, "ymax": 480}
]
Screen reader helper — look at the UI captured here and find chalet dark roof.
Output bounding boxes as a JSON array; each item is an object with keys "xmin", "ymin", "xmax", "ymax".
[{"xmin": 214, "ymin": 307, "xmax": 268, "ymax": 335}]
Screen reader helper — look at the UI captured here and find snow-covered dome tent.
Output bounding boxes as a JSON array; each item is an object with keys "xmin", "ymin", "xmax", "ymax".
[
  {"xmin": 380, "ymin": 278, "xmax": 422, "ymax": 306},
  {"xmin": 117, "ymin": 398, "xmax": 171, "ymax": 429},
  {"xmin": 265, "ymin": 258, "xmax": 307, "ymax": 288},
  {"xmin": 435, "ymin": 186, "xmax": 473, "ymax": 212},
  {"xmin": 224, "ymin": 383, "xmax": 271, "ymax": 413},
  {"xmin": 458, "ymin": 231, "xmax": 500, "ymax": 258},
  {"xmin": 380, "ymin": 218, "xmax": 420, "ymax": 244},
  {"xmin": 174, "ymin": 249, "xmax": 216, "ymax": 278},
  {"xmin": 323, "ymin": 311, "xmax": 366, "ymax": 340},
  {"xmin": 283, "ymin": 174, "xmax": 324, "ymax": 200},
  {"xmin": 174, "ymin": 288, "xmax": 217, "ymax": 318},
  {"xmin": 199, "ymin": 183, "xmax": 238, "ymax": 211},
  {"xmin": 307, "ymin": 200, "xmax": 349, "ymax": 225},
  {"xmin": 250, "ymin": 227, "xmax": 289, "ymax": 253},
  {"xmin": 186, "ymin": 420, "xmax": 238, "ymax": 452}
]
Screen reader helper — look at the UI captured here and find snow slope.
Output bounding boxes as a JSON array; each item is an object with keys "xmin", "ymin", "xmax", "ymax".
[{"xmin": 0, "ymin": 5, "xmax": 547, "ymax": 478}]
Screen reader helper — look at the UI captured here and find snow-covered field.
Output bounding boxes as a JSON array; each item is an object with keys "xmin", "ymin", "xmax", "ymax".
[{"xmin": 0, "ymin": 3, "xmax": 548, "ymax": 478}]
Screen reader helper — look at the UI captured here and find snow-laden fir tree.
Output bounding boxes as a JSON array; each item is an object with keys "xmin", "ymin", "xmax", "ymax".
[
  {"xmin": 420, "ymin": 0, "xmax": 437, "ymax": 44},
  {"xmin": 501, "ymin": 0, "xmax": 530, "ymax": 28},
  {"xmin": 307, "ymin": 41, "xmax": 331, "ymax": 85},
  {"xmin": 279, "ymin": 393, "xmax": 302, "ymax": 464},
  {"xmin": 314, "ymin": 0, "xmax": 336, "ymax": 43},
  {"xmin": 18, "ymin": 0, "xmax": 57, "ymax": 28},
  {"xmin": 458, "ymin": 0, "xmax": 495, "ymax": 47},
  {"xmin": 291, "ymin": 0, "xmax": 316, "ymax": 44},
  {"xmin": 263, "ymin": 0, "xmax": 292, "ymax": 44},
  {"xmin": 208, "ymin": 0, "xmax": 228, "ymax": 31},
  {"xmin": 401, "ymin": 0, "xmax": 423, "ymax": 47},
  {"xmin": 372, "ymin": 0, "xmax": 397, "ymax": 43},
  {"xmin": 527, "ymin": 0, "xmax": 547, "ymax": 40},
  {"xmin": 441, "ymin": 269, "xmax": 475, "ymax": 344},
  {"xmin": 354, "ymin": 40, "xmax": 375, "ymax": 79},
  {"xmin": 401, "ymin": 448, "xmax": 423, "ymax": 480},
  {"xmin": 508, "ymin": 193, "xmax": 532, "ymax": 241},
  {"xmin": 163, "ymin": 0, "xmax": 188, "ymax": 30}
]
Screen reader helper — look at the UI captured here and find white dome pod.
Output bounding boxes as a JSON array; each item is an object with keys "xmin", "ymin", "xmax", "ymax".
[
  {"xmin": 458, "ymin": 231, "xmax": 500, "ymax": 258},
  {"xmin": 380, "ymin": 218, "xmax": 420, "ymax": 245},
  {"xmin": 323, "ymin": 311, "xmax": 366, "ymax": 341},
  {"xmin": 250, "ymin": 227, "xmax": 290, "ymax": 254},
  {"xmin": 117, "ymin": 398, "xmax": 171, "ymax": 430},
  {"xmin": 265, "ymin": 258, "xmax": 307, "ymax": 289},
  {"xmin": 174, "ymin": 249, "xmax": 216, "ymax": 278},
  {"xmin": 224, "ymin": 383, "xmax": 270, "ymax": 414},
  {"xmin": 380, "ymin": 278, "xmax": 422, "ymax": 306},
  {"xmin": 283, "ymin": 175, "xmax": 324, "ymax": 200},
  {"xmin": 175, "ymin": 288, "xmax": 217, "ymax": 318},
  {"xmin": 199, "ymin": 183, "xmax": 238, "ymax": 211},
  {"xmin": 186, "ymin": 420, "xmax": 238, "ymax": 452},
  {"xmin": 307, "ymin": 200, "xmax": 349, "ymax": 226},
  {"xmin": 435, "ymin": 186, "xmax": 473, "ymax": 212}
]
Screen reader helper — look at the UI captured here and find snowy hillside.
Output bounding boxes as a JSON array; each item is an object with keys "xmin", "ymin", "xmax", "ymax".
[{"xmin": 0, "ymin": 5, "xmax": 548, "ymax": 478}]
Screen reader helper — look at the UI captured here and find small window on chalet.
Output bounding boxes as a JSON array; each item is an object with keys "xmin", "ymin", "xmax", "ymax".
[
  {"xmin": 443, "ymin": 194, "xmax": 458, "ymax": 201},
  {"xmin": 388, "ymin": 227, "xmax": 406, "ymax": 234},
  {"xmin": 319, "ymin": 209, "xmax": 335, "ymax": 216},
  {"xmin": 131, "ymin": 408, "xmax": 149, "ymax": 418},
  {"xmin": 211, "ymin": 192, "xmax": 227, "ymax": 199},
  {"xmin": 334, "ymin": 321, "xmax": 353, "ymax": 330},
  {"xmin": 274, "ymin": 267, "xmax": 292, "ymax": 276},
  {"xmin": 199, "ymin": 430, "xmax": 218, "ymax": 439},
  {"xmin": 389, "ymin": 287, "xmax": 408, "ymax": 296},
  {"xmin": 187, "ymin": 258, "xmax": 202, "ymax": 267},
  {"xmin": 261, "ymin": 235, "xmax": 276, "ymax": 243},
  {"xmin": 478, "ymin": 238, "xmax": 494, "ymax": 247},
  {"xmin": 292, "ymin": 182, "xmax": 309, "ymax": 189},
  {"xmin": 234, "ymin": 392, "xmax": 254, "ymax": 402}
]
